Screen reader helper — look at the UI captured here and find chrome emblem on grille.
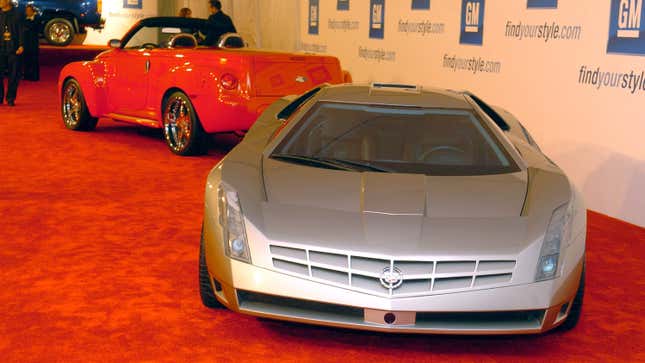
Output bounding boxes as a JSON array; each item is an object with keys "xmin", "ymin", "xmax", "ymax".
[
  {"xmin": 295, "ymin": 75, "xmax": 307, "ymax": 83},
  {"xmin": 380, "ymin": 266, "xmax": 403, "ymax": 289}
]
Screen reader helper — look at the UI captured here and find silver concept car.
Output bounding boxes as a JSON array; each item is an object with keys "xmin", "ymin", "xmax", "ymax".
[{"xmin": 199, "ymin": 83, "xmax": 586, "ymax": 334}]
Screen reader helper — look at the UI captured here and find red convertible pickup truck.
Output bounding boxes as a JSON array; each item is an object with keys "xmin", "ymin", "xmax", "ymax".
[{"xmin": 59, "ymin": 17, "xmax": 350, "ymax": 155}]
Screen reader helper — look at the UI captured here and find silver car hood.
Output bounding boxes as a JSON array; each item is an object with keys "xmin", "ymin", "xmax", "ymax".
[{"xmin": 260, "ymin": 159, "xmax": 529, "ymax": 255}]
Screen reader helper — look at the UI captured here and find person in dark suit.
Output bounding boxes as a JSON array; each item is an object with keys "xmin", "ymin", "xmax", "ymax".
[
  {"xmin": 202, "ymin": 0, "xmax": 236, "ymax": 46},
  {"xmin": 22, "ymin": 4, "xmax": 39, "ymax": 81},
  {"xmin": 0, "ymin": 0, "xmax": 24, "ymax": 106}
]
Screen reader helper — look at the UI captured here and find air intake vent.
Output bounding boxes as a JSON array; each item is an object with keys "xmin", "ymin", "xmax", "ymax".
[
  {"xmin": 309, "ymin": 251, "xmax": 347, "ymax": 268},
  {"xmin": 477, "ymin": 261, "xmax": 516, "ymax": 273},
  {"xmin": 312, "ymin": 267, "xmax": 349, "ymax": 285},
  {"xmin": 433, "ymin": 277, "xmax": 472, "ymax": 291},
  {"xmin": 269, "ymin": 243, "xmax": 516, "ymax": 298},
  {"xmin": 436, "ymin": 261, "xmax": 476, "ymax": 274},
  {"xmin": 370, "ymin": 83, "xmax": 421, "ymax": 93},
  {"xmin": 272, "ymin": 259, "xmax": 308, "ymax": 275},
  {"xmin": 270, "ymin": 245, "xmax": 307, "ymax": 261},
  {"xmin": 474, "ymin": 273, "xmax": 512, "ymax": 287}
]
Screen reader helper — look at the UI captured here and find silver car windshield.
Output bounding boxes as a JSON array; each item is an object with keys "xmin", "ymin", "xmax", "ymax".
[{"xmin": 271, "ymin": 102, "xmax": 520, "ymax": 176}]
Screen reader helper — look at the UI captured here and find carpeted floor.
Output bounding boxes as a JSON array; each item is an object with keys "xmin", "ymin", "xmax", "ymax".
[{"xmin": 0, "ymin": 50, "xmax": 644, "ymax": 362}]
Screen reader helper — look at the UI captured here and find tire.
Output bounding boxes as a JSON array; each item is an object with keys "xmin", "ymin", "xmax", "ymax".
[
  {"xmin": 162, "ymin": 91, "xmax": 207, "ymax": 156},
  {"xmin": 199, "ymin": 231, "xmax": 222, "ymax": 308},
  {"xmin": 61, "ymin": 78, "xmax": 98, "ymax": 131},
  {"xmin": 44, "ymin": 18, "xmax": 75, "ymax": 46},
  {"xmin": 558, "ymin": 264, "xmax": 585, "ymax": 331}
]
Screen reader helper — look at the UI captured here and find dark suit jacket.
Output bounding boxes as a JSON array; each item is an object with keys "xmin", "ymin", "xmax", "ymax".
[
  {"xmin": 0, "ymin": 6, "xmax": 23, "ymax": 53},
  {"xmin": 23, "ymin": 17, "xmax": 39, "ymax": 53},
  {"xmin": 203, "ymin": 11, "xmax": 237, "ymax": 46}
]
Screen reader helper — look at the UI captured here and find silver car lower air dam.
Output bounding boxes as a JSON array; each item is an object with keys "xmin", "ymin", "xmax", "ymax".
[{"xmin": 203, "ymin": 212, "xmax": 585, "ymax": 334}]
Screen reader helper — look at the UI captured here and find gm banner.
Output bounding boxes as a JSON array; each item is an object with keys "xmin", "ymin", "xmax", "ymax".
[
  {"xmin": 338, "ymin": 0, "xmax": 350, "ymax": 11},
  {"xmin": 298, "ymin": 0, "xmax": 645, "ymax": 225},
  {"xmin": 369, "ymin": 0, "xmax": 385, "ymax": 39},
  {"xmin": 607, "ymin": 0, "xmax": 644, "ymax": 55},
  {"xmin": 309, "ymin": 0, "xmax": 320, "ymax": 34},
  {"xmin": 460, "ymin": 0, "xmax": 485, "ymax": 45},
  {"xmin": 412, "ymin": 0, "xmax": 430, "ymax": 10},
  {"xmin": 527, "ymin": 0, "xmax": 557, "ymax": 8}
]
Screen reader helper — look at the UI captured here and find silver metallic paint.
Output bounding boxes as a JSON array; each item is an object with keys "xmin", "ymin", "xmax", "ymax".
[{"xmin": 201, "ymin": 85, "xmax": 586, "ymax": 334}]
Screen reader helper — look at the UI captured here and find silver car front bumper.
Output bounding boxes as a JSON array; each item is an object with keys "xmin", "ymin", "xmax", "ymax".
[{"xmin": 205, "ymin": 241, "xmax": 584, "ymax": 334}]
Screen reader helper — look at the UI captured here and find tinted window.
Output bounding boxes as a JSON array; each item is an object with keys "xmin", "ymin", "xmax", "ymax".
[{"xmin": 272, "ymin": 102, "xmax": 520, "ymax": 176}]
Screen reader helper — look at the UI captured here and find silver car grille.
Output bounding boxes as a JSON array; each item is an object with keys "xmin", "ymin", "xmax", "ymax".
[{"xmin": 269, "ymin": 243, "xmax": 516, "ymax": 298}]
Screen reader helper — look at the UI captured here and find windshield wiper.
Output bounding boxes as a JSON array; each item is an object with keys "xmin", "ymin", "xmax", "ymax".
[
  {"xmin": 271, "ymin": 154, "xmax": 391, "ymax": 172},
  {"xmin": 323, "ymin": 158, "xmax": 391, "ymax": 172},
  {"xmin": 270, "ymin": 154, "xmax": 354, "ymax": 171}
]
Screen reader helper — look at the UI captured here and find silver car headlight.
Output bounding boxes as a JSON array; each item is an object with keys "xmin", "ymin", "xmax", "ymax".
[
  {"xmin": 535, "ymin": 197, "xmax": 574, "ymax": 281},
  {"xmin": 218, "ymin": 183, "xmax": 251, "ymax": 263}
]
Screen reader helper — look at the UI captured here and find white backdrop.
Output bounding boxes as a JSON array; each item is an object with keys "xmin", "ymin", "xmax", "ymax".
[
  {"xmin": 296, "ymin": 0, "xmax": 645, "ymax": 226},
  {"xmin": 84, "ymin": 0, "xmax": 158, "ymax": 45},
  {"xmin": 82, "ymin": 0, "xmax": 299, "ymax": 50},
  {"xmin": 79, "ymin": 0, "xmax": 644, "ymax": 226}
]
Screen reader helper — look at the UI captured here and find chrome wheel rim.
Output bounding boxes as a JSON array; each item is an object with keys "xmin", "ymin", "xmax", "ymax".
[
  {"xmin": 49, "ymin": 22, "xmax": 71, "ymax": 44},
  {"xmin": 62, "ymin": 83, "xmax": 82, "ymax": 128},
  {"xmin": 163, "ymin": 96, "xmax": 193, "ymax": 152}
]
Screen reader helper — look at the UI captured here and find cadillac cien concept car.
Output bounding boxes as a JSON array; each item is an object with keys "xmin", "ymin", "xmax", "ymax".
[{"xmin": 199, "ymin": 83, "xmax": 586, "ymax": 334}]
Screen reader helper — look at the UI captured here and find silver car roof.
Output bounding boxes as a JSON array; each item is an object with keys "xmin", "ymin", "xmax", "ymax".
[{"xmin": 317, "ymin": 84, "xmax": 473, "ymax": 109}]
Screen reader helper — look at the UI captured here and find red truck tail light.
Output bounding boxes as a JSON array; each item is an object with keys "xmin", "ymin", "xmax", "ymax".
[
  {"xmin": 220, "ymin": 73, "xmax": 238, "ymax": 90},
  {"xmin": 343, "ymin": 70, "xmax": 352, "ymax": 83}
]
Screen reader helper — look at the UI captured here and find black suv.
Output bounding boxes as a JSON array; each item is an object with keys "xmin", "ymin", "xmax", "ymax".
[{"xmin": 14, "ymin": 0, "xmax": 104, "ymax": 46}]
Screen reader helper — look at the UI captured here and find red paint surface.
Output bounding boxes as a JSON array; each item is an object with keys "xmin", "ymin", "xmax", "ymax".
[
  {"xmin": 0, "ymin": 59, "xmax": 644, "ymax": 362},
  {"xmin": 56, "ymin": 45, "xmax": 344, "ymax": 134}
]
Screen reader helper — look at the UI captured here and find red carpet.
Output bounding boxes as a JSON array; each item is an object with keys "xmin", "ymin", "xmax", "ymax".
[{"xmin": 0, "ymin": 54, "xmax": 644, "ymax": 362}]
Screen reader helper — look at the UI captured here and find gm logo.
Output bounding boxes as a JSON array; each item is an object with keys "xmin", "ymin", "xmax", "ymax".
[
  {"xmin": 527, "ymin": 0, "xmax": 557, "ymax": 8},
  {"xmin": 618, "ymin": 0, "xmax": 642, "ymax": 37},
  {"xmin": 337, "ymin": 0, "xmax": 349, "ymax": 11},
  {"xmin": 460, "ymin": 0, "xmax": 485, "ymax": 45},
  {"xmin": 369, "ymin": 0, "xmax": 385, "ymax": 39},
  {"xmin": 412, "ymin": 0, "xmax": 430, "ymax": 10},
  {"xmin": 607, "ymin": 0, "xmax": 645, "ymax": 55},
  {"xmin": 309, "ymin": 0, "xmax": 319, "ymax": 35},
  {"xmin": 123, "ymin": 0, "xmax": 142, "ymax": 9}
]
